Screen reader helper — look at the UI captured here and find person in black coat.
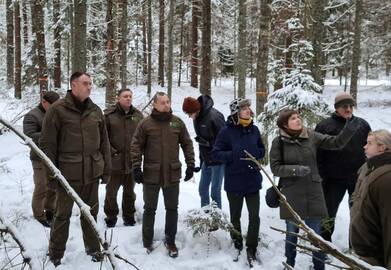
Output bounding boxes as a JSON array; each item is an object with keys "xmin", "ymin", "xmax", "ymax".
[
  {"xmin": 212, "ymin": 98, "xmax": 265, "ymax": 263},
  {"xmin": 182, "ymin": 95, "xmax": 225, "ymax": 208},
  {"xmin": 315, "ymin": 92, "xmax": 371, "ymax": 243}
]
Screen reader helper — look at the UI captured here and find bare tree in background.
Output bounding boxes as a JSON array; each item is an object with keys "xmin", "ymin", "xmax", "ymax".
[
  {"xmin": 106, "ymin": 0, "xmax": 118, "ymax": 107},
  {"xmin": 22, "ymin": 1, "xmax": 28, "ymax": 46},
  {"xmin": 200, "ymin": 0, "xmax": 211, "ymax": 95},
  {"xmin": 72, "ymin": 0, "xmax": 87, "ymax": 73},
  {"xmin": 119, "ymin": 0, "xmax": 128, "ymax": 89},
  {"xmin": 6, "ymin": 0, "xmax": 14, "ymax": 88},
  {"xmin": 237, "ymin": 0, "xmax": 247, "ymax": 98},
  {"xmin": 53, "ymin": 0, "xmax": 62, "ymax": 90},
  {"xmin": 190, "ymin": 0, "xmax": 199, "ymax": 88},
  {"xmin": 147, "ymin": 0, "xmax": 152, "ymax": 95},
  {"xmin": 158, "ymin": 0, "xmax": 165, "ymax": 86},
  {"xmin": 14, "ymin": 0, "xmax": 21, "ymax": 99},
  {"xmin": 350, "ymin": 0, "xmax": 363, "ymax": 103},
  {"xmin": 166, "ymin": 0, "xmax": 176, "ymax": 98}
]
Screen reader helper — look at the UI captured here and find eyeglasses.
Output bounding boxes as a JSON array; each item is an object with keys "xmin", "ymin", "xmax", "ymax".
[{"xmin": 341, "ymin": 104, "xmax": 354, "ymax": 109}]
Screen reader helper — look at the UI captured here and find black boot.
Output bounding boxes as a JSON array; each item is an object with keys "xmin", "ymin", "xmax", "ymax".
[
  {"xmin": 104, "ymin": 217, "xmax": 117, "ymax": 228},
  {"xmin": 123, "ymin": 216, "xmax": 136, "ymax": 226}
]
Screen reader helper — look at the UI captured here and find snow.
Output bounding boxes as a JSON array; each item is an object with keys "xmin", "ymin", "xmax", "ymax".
[{"xmin": 0, "ymin": 79, "xmax": 390, "ymax": 269}]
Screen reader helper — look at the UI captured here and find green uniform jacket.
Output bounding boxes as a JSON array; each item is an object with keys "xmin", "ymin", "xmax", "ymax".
[
  {"xmin": 40, "ymin": 91, "xmax": 111, "ymax": 185},
  {"xmin": 105, "ymin": 103, "xmax": 143, "ymax": 174},
  {"xmin": 130, "ymin": 109, "xmax": 195, "ymax": 187},
  {"xmin": 23, "ymin": 104, "xmax": 46, "ymax": 161},
  {"xmin": 350, "ymin": 152, "xmax": 391, "ymax": 269},
  {"xmin": 270, "ymin": 125, "xmax": 356, "ymax": 220}
]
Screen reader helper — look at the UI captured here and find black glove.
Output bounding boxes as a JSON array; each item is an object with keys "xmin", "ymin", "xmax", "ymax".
[
  {"xmin": 345, "ymin": 116, "xmax": 359, "ymax": 131},
  {"xmin": 184, "ymin": 167, "xmax": 194, "ymax": 181},
  {"xmin": 132, "ymin": 168, "xmax": 144, "ymax": 184},
  {"xmin": 294, "ymin": 165, "xmax": 311, "ymax": 177},
  {"xmin": 193, "ymin": 167, "xmax": 201, "ymax": 173},
  {"xmin": 100, "ymin": 174, "xmax": 110, "ymax": 184}
]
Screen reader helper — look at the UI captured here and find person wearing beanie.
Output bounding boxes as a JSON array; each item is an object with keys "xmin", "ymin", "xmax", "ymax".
[
  {"xmin": 182, "ymin": 95, "xmax": 225, "ymax": 209},
  {"xmin": 270, "ymin": 108, "xmax": 361, "ymax": 270},
  {"xmin": 212, "ymin": 98, "xmax": 265, "ymax": 265},
  {"xmin": 23, "ymin": 91, "xmax": 60, "ymax": 228},
  {"xmin": 315, "ymin": 92, "xmax": 371, "ymax": 245}
]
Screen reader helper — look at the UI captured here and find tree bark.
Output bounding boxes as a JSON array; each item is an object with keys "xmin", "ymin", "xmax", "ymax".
[
  {"xmin": 6, "ymin": 0, "xmax": 14, "ymax": 88},
  {"xmin": 142, "ymin": 3, "xmax": 148, "ymax": 83},
  {"xmin": 237, "ymin": 0, "xmax": 247, "ymax": 98},
  {"xmin": 33, "ymin": 0, "xmax": 48, "ymax": 94},
  {"xmin": 167, "ymin": 0, "xmax": 176, "ymax": 99},
  {"xmin": 14, "ymin": 0, "xmax": 22, "ymax": 99},
  {"xmin": 190, "ymin": 0, "xmax": 199, "ymax": 88},
  {"xmin": 72, "ymin": 0, "xmax": 87, "ymax": 73},
  {"xmin": 147, "ymin": 0, "xmax": 152, "ymax": 95},
  {"xmin": 200, "ymin": 0, "xmax": 211, "ymax": 96},
  {"xmin": 350, "ymin": 0, "xmax": 363, "ymax": 103},
  {"xmin": 22, "ymin": 1, "xmax": 29, "ymax": 46},
  {"xmin": 119, "ymin": 0, "xmax": 128, "ymax": 89},
  {"xmin": 53, "ymin": 0, "xmax": 61, "ymax": 90},
  {"xmin": 311, "ymin": 0, "xmax": 327, "ymax": 88},
  {"xmin": 158, "ymin": 0, "xmax": 165, "ymax": 86},
  {"xmin": 256, "ymin": 0, "xmax": 272, "ymax": 116},
  {"xmin": 106, "ymin": 0, "xmax": 118, "ymax": 107},
  {"xmin": 178, "ymin": 2, "xmax": 185, "ymax": 87}
]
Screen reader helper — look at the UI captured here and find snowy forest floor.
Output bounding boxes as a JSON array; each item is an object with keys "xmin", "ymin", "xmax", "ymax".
[{"xmin": 0, "ymin": 78, "xmax": 390, "ymax": 270}]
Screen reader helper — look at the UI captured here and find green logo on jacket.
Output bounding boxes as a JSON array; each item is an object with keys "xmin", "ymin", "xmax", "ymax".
[{"xmin": 169, "ymin": 121, "xmax": 180, "ymax": 129}]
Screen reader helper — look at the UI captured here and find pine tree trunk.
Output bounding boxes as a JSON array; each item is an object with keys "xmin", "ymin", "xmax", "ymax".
[
  {"xmin": 14, "ymin": 0, "xmax": 22, "ymax": 99},
  {"xmin": 350, "ymin": 0, "xmax": 362, "ymax": 103},
  {"xmin": 158, "ymin": 0, "xmax": 165, "ymax": 86},
  {"xmin": 256, "ymin": 0, "xmax": 272, "ymax": 116},
  {"xmin": 200, "ymin": 0, "xmax": 211, "ymax": 96},
  {"xmin": 167, "ymin": 0, "xmax": 175, "ymax": 99},
  {"xmin": 190, "ymin": 0, "xmax": 199, "ymax": 88},
  {"xmin": 237, "ymin": 0, "xmax": 247, "ymax": 98},
  {"xmin": 53, "ymin": 0, "xmax": 61, "ymax": 90},
  {"xmin": 106, "ymin": 0, "xmax": 118, "ymax": 107},
  {"xmin": 119, "ymin": 0, "xmax": 128, "ymax": 89},
  {"xmin": 142, "ymin": 3, "xmax": 148, "ymax": 83},
  {"xmin": 147, "ymin": 0, "xmax": 152, "ymax": 95},
  {"xmin": 311, "ymin": 0, "xmax": 327, "ymax": 88},
  {"xmin": 6, "ymin": 0, "xmax": 14, "ymax": 88},
  {"xmin": 178, "ymin": 2, "xmax": 185, "ymax": 87},
  {"xmin": 22, "ymin": 1, "xmax": 29, "ymax": 46},
  {"xmin": 72, "ymin": 0, "xmax": 87, "ymax": 73},
  {"xmin": 33, "ymin": 0, "xmax": 48, "ymax": 94},
  {"xmin": 66, "ymin": 0, "xmax": 73, "ymax": 80}
]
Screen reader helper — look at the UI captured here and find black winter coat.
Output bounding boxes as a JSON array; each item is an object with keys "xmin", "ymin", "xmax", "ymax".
[
  {"xmin": 315, "ymin": 113, "xmax": 371, "ymax": 183},
  {"xmin": 193, "ymin": 95, "xmax": 225, "ymax": 166}
]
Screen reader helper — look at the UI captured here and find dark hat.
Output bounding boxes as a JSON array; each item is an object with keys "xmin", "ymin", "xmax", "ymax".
[
  {"xmin": 42, "ymin": 91, "xmax": 60, "ymax": 104},
  {"xmin": 277, "ymin": 108, "xmax": 299, "ymax": 129},
  {"xmin": 229, "ymin": 98, "xmax": 251, "ymax": 115},
  {"xmin": 182, "ymin": 97, "xmax": 201, "ymax": 114},
  {"xmin": 334, "ymin": 92, "xmax": 355, "ymax": 108}
]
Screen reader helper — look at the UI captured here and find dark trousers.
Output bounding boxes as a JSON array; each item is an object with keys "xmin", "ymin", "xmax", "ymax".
[
  {"xmin": 286, "ymin": 219, "xmax": 325, "ymax": 270},
  {"xmin": 226, "ymin": 191, "xmax": 260, "ymax": 251},
  {"xmin": 142, "ymin": 184, "xmax": 179, "ymax": 247},
  {"xmin": 321, "ymin": 180, "xmax": 355, "ymax": 242},
  {"xmin": 104, "ymin": 173, "xmax": 136, "ymax": 220},
  {"xmin": 49, "ymin": 182, "xmax": 100, "ymax": 260}
]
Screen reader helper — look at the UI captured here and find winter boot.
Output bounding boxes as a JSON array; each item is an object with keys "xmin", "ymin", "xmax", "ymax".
[
  {"xmin": 164, "ymin": 242, "xmax": 178, "ymax": 258},
  {"xmin": 104, "ymin": 217, "xmax": 117, "ymax": 228},
  {"xmin": 123, "ymin": 216, "xmax": 136, "ymax": 226},
  {"xmin": 246, "ymin": 248, "xmax": 257, "ymax": 267}
]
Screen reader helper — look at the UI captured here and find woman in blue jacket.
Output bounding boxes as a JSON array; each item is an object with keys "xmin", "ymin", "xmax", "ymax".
[{"xmin": 212, "ymin": 98, "xmax": 265, "ymax": 263}]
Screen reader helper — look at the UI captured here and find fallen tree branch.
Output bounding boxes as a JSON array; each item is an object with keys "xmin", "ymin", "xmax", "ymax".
[
  {"xmin": 0, "ymin": 116, "xmax": 138, "ymax": 270},
  {"xmin": 244, "ymin": 150, "xmax": 385, "ymax": 270},
  {"xmin": 0, "ymin": 212, "xmax": 40, "ymax": 269}
]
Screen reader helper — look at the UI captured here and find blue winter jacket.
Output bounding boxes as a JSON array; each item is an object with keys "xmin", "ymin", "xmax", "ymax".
[{"xmin": 212, "ymin": 115, "xmax": 265, "ymax": 195}]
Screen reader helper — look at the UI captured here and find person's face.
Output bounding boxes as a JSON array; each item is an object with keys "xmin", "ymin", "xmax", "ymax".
[
  {"xmin": 287, "ymin": 113, "xmax": 303, "ymax": 130},
  {"xmin": 187, "ymin": 112, "xmax": 199, "ymax": 120},
  {"xmin": 118, "ymin": 90, "xmax": 133, "ymax": 110},
  {"xmin": 41, "ymin": 99, "xmax": 50, "ymax": 111},
  {"xmin": 336, "ymin": 103, "xmax": 354, "ymax": 119},
  {"xmin": 153, "ymin": 95, "xmax": 171, "ymax": 112},
  {"xmin": 364, "ymin": 135, "xmax": 386, "ymax": 158},
  {"xmin": 71, "ymin": 74, "xmax": 92, "ymax": 101},
  {"xmin": 239, "ymin": 105, "xmax": 252, "ymax": 120}
]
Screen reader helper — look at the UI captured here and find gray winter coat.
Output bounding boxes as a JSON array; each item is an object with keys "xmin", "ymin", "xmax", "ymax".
[{"xmin": 270, "ymin": 125, "xmax": 357, "ymax": 220}]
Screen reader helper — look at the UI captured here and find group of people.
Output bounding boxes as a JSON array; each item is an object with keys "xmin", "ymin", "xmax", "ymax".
[{"xmin": 22, "ymin": 71, "xmax": 391, "ymax": 269}]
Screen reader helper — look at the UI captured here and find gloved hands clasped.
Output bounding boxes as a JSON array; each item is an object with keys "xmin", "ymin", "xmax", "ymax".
[{"xmin": 133, "ymin": 168, "xmax": 144, "ymax": 184}]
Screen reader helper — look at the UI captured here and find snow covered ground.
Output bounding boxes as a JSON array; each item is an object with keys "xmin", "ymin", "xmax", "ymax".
[{"xmin": 0, "ymin": 79, "xmax": 390, "ymax": 270}]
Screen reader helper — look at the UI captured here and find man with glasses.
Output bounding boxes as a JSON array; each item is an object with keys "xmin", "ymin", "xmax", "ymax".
[{"xmin": 315, "ymin": 92, "xmax": 371, "ymax": 247}]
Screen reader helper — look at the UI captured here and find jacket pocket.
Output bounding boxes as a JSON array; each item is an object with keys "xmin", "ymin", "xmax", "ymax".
[
  {"xmin": 58, "ymin": 154, "xmax": 83, "ymax": 181},
  {"xmin": 170, "ymin": 162, "xmax": 182, "ymax": 183},
  {"xmin": 143, "ymin": 163, "xmax": 161, "ymax": 184},
  {"xmin": 111, "ymin": 152, "xmax": 123, "ymax": 171},
  {"xmin": 91, "ymin": 152, "xmax": 104, "ymax": 179}
]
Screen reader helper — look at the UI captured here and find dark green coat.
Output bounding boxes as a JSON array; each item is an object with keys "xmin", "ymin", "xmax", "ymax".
[
  {"xmin": 104, "ymin": 104, "xmax": 143, "ymax": 174},
  {"xmin": 130, "ymin": 109, "xmax": 195, "ymax": 187},
  {"xmin": 23, "ymin": 104, "xmax": 46, "ymax": 161},
  {"xmin": 40, "ymin": 91, "xmax": 111, "ymax": 185},
  {"xmin": 270, "ymin": 126, "xmax": 356, "ymax": 220}
]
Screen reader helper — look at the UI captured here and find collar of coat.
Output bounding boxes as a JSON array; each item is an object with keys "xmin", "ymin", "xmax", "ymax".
[
  {"xmin": 105, "ymin": 103, "xmax": 136, "ymax": 116},
  {"xmin": 332, "ymin": 112, "xmax": 355, "ymax": 123},
  {"xmin": 280, "ymin": 127, "xmax": 309, "ymax": 139},
  {"xmin": 151, "ymin": 108, "xmax": 173, "ymax": 121},
  {"xmin": 64, "ymin": 90, "xmax": 95, "ymax": 115},
  {"xmin": 366, "ymin": 151, "xmax": 391, "ymax": 175}
]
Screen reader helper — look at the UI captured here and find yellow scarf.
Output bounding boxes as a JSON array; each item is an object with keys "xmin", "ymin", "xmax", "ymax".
[{"xmin": 239, "ymin": 118, "xmax": 252, "ymax": 127}]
